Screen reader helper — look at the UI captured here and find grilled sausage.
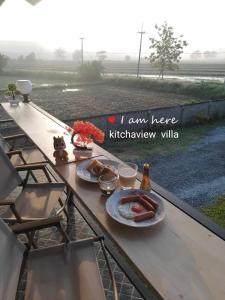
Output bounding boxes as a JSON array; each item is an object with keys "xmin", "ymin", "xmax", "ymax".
[
  {"xmin": 120, "ymin": 195, "xmax": 140, "ymax": 204},
  {"xmin": 142, "ymin": 195, "xmax": 158, "ymax": 209},
  {"xmin": 138, "ymin": 197, "xmax": 155, "ymax": 211},
  {"xmin": 133, "ymin": 211, "xmax": 155, "ymax": 222}
]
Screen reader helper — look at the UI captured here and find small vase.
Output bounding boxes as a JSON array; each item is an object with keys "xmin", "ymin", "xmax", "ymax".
[
  {"xmin": 71, "ymin": 133, "xmax": 93, "ymax": 159},
  {"xmin": 8, "ymin": 97, "xmax": 20, "ymax": 106},
  {"xmin": 73, "ymin": 147, "xmax": 93, "ymax": 159}
]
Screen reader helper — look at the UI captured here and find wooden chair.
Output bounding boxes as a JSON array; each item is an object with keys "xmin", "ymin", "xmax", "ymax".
[
  {"xmin": 0, "ymin": 119, "xmax": 46, "ymax": 166},
  {"xmin": 0, "ymin": 146, "xmax": 68, "ymax": 223},
  {"xmin": 0, "ymin": 218, "xmax": 119, "ymax": 300}
]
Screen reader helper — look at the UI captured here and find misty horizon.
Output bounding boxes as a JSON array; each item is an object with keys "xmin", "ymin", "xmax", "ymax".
[
  {"xmin": 1, "ymin": 40, "xmax": 225, "ymax": 62},
  {"xmin": 0, "ymin": 0, "xmax": 225, "ymax": 57}
]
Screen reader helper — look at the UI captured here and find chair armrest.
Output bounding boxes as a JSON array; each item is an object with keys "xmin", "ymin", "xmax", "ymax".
[
  {"xmin": 4, "ymin": 133, "xmax": 27, "ymax": 141},
  {"xmin": 0, "ymin": 119, "xmax": 14, "ymax": 124},
  {"xmin": 11, "ymin": 216, "xmax": 70, "ymax": 244},
  {"xmin": 0, "ymin": 199, "xmax": 15, "ymax": 206},
  {"xmin": 7, "ymin": 149, "xmax": 23, "ymax": 155},
  {"xmin": 15, "ymin": 163, "xmax": 47, "ymax": 171},
  {"xmin": 11, "ymin": 216, "xmax": 62, "ymax": 234}
]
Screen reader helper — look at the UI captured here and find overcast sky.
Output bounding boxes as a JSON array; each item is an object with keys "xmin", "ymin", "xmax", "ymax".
[{"xmin": 0, "ymin": 0, "xmax": 224, "ymax": 55}]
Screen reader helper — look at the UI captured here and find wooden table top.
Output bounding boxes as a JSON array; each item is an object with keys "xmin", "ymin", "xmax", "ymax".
[
  {"xmin": 2, "ymin": 102, "xmax": 225, "ymax": 300},
  {"xmin": 0, "ymin": 102, "xmax": 101, "ymax": 164}
]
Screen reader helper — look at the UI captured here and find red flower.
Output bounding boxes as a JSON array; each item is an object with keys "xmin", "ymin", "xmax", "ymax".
[{"xmin": 71, "ymin": 121, "xmax": 105, "ymax": 145}]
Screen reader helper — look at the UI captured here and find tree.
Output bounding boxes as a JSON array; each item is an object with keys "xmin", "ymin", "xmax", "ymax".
[
  {"xmin": 96, "ymin": 51, "xmax": 107, "ymax": 61},
  {"xmin": 0, "ymin": 53, "xmax": 8, "ymax": 73},
  {"xmin": 203, "ymin": 51, "xmax": 217, "ymax": 59},
  {"xmin": 146, "ymin": 22, "xmax": 188, "ymax": 79},
  {"xmin": 25, "ymin": 52, "xmax": 36, "ymax": 62},
  {"xmin": 190, "ymin": 50, "xmax": 202, "ymax": 60},
  {"xmin": 17, "ymin": 55, "xmax": 24, "ymax": 61},
  {"xmin": 72, "ymin": 50, "xmax": 81, "ymax": 62},
  {"xmin": 55, "ymin": 48, "xmax": 65, "ymax": 59},
  {"xmin": 77, "ymin": 61, "xmax": 104, "ymax": 81},
  {"xmin": 124, "ymin": 55, "xmax": 131, "ymax": 62}
]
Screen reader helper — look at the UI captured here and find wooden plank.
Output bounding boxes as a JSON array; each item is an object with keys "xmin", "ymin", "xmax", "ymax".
[{"xmin": 2, "ymin": 102, "xmax": 225, "ymax": 300}]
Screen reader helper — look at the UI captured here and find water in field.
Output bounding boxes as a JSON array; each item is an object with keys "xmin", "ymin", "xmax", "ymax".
[
  {"xmin": 141, "ymin": 74, "xmax": 224, "ymax": 83},
  {"xmin": 106, "ymin": 73, "xmax": 225, "ymax": 83},
  {"xmin": 62, "ymin": 88, "xmax": 81, "ymax": 92}
]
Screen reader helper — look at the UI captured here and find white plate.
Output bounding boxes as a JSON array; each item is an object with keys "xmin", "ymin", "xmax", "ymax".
[
  {"xmin": 76, "ymin": 158, "xmax": 119, "ymax": 183},
  {"xmin": 106, "ymin": 189, "xmax": 166, "ymax": 227}
]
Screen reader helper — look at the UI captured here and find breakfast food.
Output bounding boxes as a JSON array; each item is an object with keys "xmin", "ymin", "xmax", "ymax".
[
  {"xmin": 118, "ymin": 194, "xmax": 158, "ymax": 222},
  {"xmin": 138, "ymin": 197, "xmax": 155, "ymax": 211},
  {"xmin": 133, "ymin": 211, "xmax": 155, "ymax": 222},
  {"xmin": 120, "ymin": 195, "xmax": 140, "ymax": 204},
  {"xmin": 118, "ymin": 204, "xmax": 135, "ymax": 219},
  {"xmin": 131, "ymin": 204, "xmax": 145, "ymax": 213},
  {"xmin": 142, "ymin": 194, "xmax": 158, "ymax": 209},
  {"xmin": 87, "ymin": 159, "xmax": 116, "ymax": 177}
]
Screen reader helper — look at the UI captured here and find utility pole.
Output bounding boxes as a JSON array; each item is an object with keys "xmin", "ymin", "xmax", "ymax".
[
  {"xmin": 137, "ymin": 25, "xmax": 145, "ymax": 78},
  {"xmin": 80, "ymin": 37, "xmax": 84, "ymax": 65}
]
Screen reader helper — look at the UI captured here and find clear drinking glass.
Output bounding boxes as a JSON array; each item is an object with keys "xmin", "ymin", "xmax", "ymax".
[
  {"xmin": 118, "ymin": 162, "xmax": 138, "ymax": 190},
  {"xmin": 99, "ymin": 174, "xmax": 118, "ymax": 196}
]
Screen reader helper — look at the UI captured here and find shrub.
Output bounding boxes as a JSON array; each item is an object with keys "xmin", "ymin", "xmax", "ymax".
[
  {"xmin": 77, "ymin": 61, "xmax": 104, "ymax": 81},
  {"xmin": 104, "ymin": 77, "xmax": 225, "ymax": 100}
]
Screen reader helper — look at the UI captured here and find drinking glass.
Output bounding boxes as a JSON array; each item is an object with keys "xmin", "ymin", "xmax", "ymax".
[
  {"xmin": 99, "ymin": 174, "xmax": 118, "ymax": 196},
  {"xmin": 118, "ymin": 162, "xmax": 138, "ymax": 190}
]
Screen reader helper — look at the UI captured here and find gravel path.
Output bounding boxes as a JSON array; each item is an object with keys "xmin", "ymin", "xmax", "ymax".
[{"xmin": 142, "ymin": 126, "xmax": 225, "ymax": 207}]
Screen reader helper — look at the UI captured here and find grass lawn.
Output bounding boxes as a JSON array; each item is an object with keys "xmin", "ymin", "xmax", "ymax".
[
  {"xmin": 103, "ymin": 120, "xmax": 225, "ymax": 161},
  {"xmin": 202, "ymin": 196, "xmax": 225, "ymax": 227}
]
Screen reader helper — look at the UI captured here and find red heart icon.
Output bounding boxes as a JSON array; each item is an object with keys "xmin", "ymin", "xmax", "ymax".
[{"xmin": 107, "ymin": 116, "xmax": 116, "ymax": 124}]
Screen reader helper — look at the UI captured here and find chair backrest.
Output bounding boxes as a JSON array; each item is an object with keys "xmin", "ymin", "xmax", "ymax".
[
  {"xmin": 0, "ymin": 218, "xmax": 25, "ymax": 300},
  {"xmin": 0, "ymin": 132, "xmax": 10, "ymax": 152},
  {"xmin": 25, "ymin": 239, "xmax": 106, "ymax": 300},
  {"xmin": 0, "ymin": 146, "xmax": 22, "ymax": 199}
]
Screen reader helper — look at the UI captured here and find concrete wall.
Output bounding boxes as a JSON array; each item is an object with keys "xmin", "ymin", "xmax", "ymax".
[
  {"xmin": 66, "ymin": 99, "xmax": 225, "ymax": 134},
  {"xmin": 209, "ymin": 100, "xmax": 225, "ymax": 118},
  {"xmin": 181, "ymin": 102, "xmax": 209, "ymax": 125}
]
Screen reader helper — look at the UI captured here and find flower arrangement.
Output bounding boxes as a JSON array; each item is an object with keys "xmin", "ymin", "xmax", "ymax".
[{"xmin": 67, "ymin": 121, "xmax": 105, "ymax": 150}]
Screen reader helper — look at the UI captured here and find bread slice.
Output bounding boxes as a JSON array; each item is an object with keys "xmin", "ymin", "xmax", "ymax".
[{"xmin": 87, "ymin": 159, "xmax": 116, "ymax": 177}]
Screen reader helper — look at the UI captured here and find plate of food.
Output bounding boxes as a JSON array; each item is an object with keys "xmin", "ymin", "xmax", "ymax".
[
  {"xmin": 76, "ymin": 158, "xmax": 119, "ymax": 183},
  {"xmin": 106, "ymin": 189, "xmax": 165, "ymax": 227}
]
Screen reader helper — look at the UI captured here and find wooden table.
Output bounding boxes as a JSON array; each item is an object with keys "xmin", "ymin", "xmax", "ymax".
[{"xmin": 2, "ymin": 102, "xmax": 225, "ymax": 300}]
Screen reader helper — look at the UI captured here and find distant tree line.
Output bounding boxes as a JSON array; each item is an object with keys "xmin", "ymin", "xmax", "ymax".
[
  {"xmin": 190, "ymin": 50, "xmax": 218, "ymax": 59},
  {"xmin": 0, "ymin": 53, "xmax": 8, "ymax": 73}
]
